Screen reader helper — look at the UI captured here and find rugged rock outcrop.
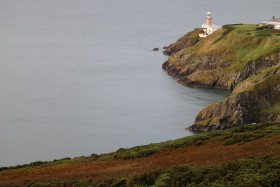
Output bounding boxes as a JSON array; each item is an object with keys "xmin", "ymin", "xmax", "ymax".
[
  {"xmin": 189, "ymin": 71, "xmax": 280, "ymax": 131},
  {"xmin": 162, "ymin": 24, "xmax": 280, "ymax": 131},
  {"xmin": 163, "ymin": 28, "xmax": 203, "ymax": 55},
  {"xmin": 163, "ymin": 50, "xmax": 280, "ymax": 90}
]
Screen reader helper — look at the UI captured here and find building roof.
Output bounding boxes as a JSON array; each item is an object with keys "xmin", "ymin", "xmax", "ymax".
[
  {"xmin": 260, "ymin": 21, "xmax": 280, "ymax": 25},
  {"xmin": 270, "ymin": 16, "xmax": 280, "ymax": 22}
]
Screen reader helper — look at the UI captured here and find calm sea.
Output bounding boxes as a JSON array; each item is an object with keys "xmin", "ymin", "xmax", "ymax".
[{"xmin": 0, "ymin": 0, "xmax": 278, "ymax": 166}]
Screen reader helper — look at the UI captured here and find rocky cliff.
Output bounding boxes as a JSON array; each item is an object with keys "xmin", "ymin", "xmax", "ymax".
[
  {"xmin": 162, "ymin": 24, "xmax": 280, "ymax": 131},
  {"xmin": 163, "ymin": 28, "xmax": 203, "ymax": 55}
]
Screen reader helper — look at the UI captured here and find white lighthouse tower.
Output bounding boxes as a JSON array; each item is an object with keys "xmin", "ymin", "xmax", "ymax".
[
  {"xmin": 199, "ymin": 12, "xmax": 220, "ymax": 38},
  {"xmin": 206, "ymin": 12, "xmax": 212, "ymax": 26}
]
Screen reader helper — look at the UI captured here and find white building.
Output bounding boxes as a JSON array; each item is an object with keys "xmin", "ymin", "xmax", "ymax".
[
  {"xmin": 259, "ymin": 16, "xmax": 280, "ymax": 30},
  {"xmin": 199, "ymin": 12, "xmax": 221, "ymax": 38}
]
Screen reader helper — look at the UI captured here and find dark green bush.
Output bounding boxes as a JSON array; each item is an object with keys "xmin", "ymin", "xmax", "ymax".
[
  {"xmin": 90, "ymin": 153, "xmax": 99, "ymax": 160},
  {"xmin": 256, "ymin": 25, "xmax": 269, "ymax": 30},
  {"xmin": 136, "ymin": 149, "xmax": 154, "ymax": 158},
  {"xmin": 53, "ymin": 157, "xmax": 71, "ymax": 162}
]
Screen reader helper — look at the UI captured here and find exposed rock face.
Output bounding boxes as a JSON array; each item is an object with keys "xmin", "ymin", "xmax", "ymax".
[
  {"xmin": 163, "ymin": 50, "xmax": 280, "ymax": 90},
  {"xmin": 189, "ymin": 73, "xmax": 280, "ymax": 131},
  {"xmin": 162, "ymin": 24, "xmax": 280, "ymax": 131},
  {"xmin": 163, "ymin": 28, "xmax": 203, "ymax": 55}
]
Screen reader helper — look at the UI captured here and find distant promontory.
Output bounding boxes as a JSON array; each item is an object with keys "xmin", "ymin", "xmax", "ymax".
[{"xmin": 162, "ymin": 24, "xmax": 280, "ymax": 131}]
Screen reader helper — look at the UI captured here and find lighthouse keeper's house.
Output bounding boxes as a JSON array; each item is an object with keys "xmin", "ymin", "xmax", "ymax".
[{"xmin": 199, "ymin": 12, "xmax": 221, "ymax": 38}]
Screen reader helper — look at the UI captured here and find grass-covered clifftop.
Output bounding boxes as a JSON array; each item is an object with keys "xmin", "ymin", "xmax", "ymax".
[
  {"xmin": 163, "ymin": 24, "xmax": 280, "ymax": 131},
  {"xmin": 1, "ymin": 122, "xmax": 280, "ymax": 186}
]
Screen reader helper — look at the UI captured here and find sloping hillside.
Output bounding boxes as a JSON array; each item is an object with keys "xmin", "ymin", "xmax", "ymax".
[{"xmin": 0, "ymin": 122, "xmax": 280, "ymax": 186}]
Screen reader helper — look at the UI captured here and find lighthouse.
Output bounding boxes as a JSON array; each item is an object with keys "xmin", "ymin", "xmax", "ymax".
[
  {"xmin": 199, "ymin": 12, "xmax": 220, "ymax": 38},
  {"xmin": 206, "ymin": 12, "xmax": 212, "ymax": 26}
]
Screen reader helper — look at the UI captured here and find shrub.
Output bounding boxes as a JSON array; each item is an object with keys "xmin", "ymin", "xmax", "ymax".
[
  {"xmin": 53, "ymin": 157, "xmax": 71, "ymax": 162},
  {"xmin": 90, "ymin": 154, "xmax": 99, "ymax": 160},
  {"xmin": 136, "ymin": 149, "xmax": 155, "ymax": 158},
  {"xmin": 256, "ymin": 25, "xmax": 269, "ymax": 30},
  {"xmin": 153, "ymin": 173, "xmax": 171, "ymax": 187}
]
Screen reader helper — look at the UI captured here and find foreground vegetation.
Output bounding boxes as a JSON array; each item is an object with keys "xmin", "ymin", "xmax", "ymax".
[
  {"xmin": 36, "ymin": 156, "xmax": 280, "ymax": 187},
  {"xmin": 1, "ymin": 122, "xmax": 280, "ymax": 186}
]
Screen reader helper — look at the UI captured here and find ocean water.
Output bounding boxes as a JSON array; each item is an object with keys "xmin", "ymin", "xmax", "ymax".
[{"xmin": 0, "ymin": 0, "xmax": 278, "ymax": 167}]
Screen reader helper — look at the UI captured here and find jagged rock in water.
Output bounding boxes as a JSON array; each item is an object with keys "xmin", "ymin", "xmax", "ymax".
[{"xmin": 153, "ymin": 48, "xmax": 159, "ymax": 51}]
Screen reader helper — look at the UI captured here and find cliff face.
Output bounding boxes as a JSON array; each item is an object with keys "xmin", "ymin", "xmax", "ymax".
[
  {"xmin": 189, "ymin": 70, "xmax": 280, "ymax": 131},
  {"xmin": 163, "ymin": 24, "xmax": 280, "ymax": 131}
]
